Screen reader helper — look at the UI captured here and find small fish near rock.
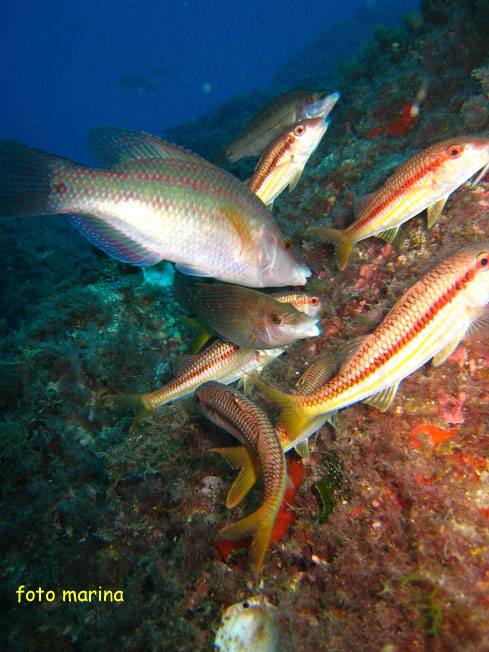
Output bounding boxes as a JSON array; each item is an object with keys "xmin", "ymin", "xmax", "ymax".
[{"xmin": 214, "ymin": 595, "xmax": 280, "ymax": 652}]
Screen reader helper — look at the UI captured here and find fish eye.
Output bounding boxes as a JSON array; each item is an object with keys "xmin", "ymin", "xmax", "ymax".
[
  {"xmin": 307, "ymin": 95, "xmax": 316, "ymax": 103},
  {"xmin": 476, "ymin": 252, "xmax": 489, "ymax": 269},
  {"xmin": 242, "ymin": 602, "xmax": 249, "ymax": 609},
  {"xmin": 309, "ymin": 296, "xmax": 319, "ymax": 305},
  {"xmin": 294, "ymin": 125, "xmax": 306, "ymax": 136},
  {"xmin": 282, "ymin": 238, "xmax": 293, "ymax": 251},
  {"xmin": 271, "ymin": 313, "xmax": 283, "ymax": 324},
  {"xmin": 446, "ymin": 144, "xmax": 463, "ymax": 159}
]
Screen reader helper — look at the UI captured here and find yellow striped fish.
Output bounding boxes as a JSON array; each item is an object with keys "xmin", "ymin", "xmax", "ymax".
[
  {"xmin": 138, "ymin": 340, "xmax": 283, "ymax": 412},
  {"xmin": 248, "ymin": 117, "xmax": 329, "ymax": 206},
  {"xmin": 309, "ymin": 137, "xmax": 489, "ymax": 269},
  {"xmin": 194, "ymin": 381, "xmax": 287, "ymax": 577},
  {"xmin": 131, "ymin": 290, "xmax": 323, "ymax": 412},
  {"xmin": 250, "ymin": 244, "xmax": 489, "ymax": 441}
]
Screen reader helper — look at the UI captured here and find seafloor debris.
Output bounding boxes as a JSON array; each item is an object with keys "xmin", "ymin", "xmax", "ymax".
[{"xmin": 214, "ymin": 595, "xmax": 280, "ymax": 652}]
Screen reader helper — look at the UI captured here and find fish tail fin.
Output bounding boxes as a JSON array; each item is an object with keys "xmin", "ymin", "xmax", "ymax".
[
  {"xmin": 244, "ymin": 372, "xmax": 311, "ymax": 440},
  {"xmin": 219, "ymin": 506, "xmax": 273, "ymax": 577},
  {"xmin": 0, "ymin": 140, "xmax": 58, "ymax": 217},
  {"xmin": 308, "ymin": 226, "xmax": 353, "ymax": 270},
  {"xmin": 102, "ymin": 393, "xmax": 150, "ymax": 434},
  {"xmin": 212, "ymin": 446, "xmax": 262, "ymax": 507}
]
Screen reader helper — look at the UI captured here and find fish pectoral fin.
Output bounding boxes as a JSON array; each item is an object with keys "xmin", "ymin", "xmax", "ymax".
[
  {"xmin": 288, "ymin": 170, "xmax": 303, "ymax": 192},
  {"xmin": 464, "ymin": 307, "xmax": 489, "ymax": 341},
  {"xmin": 174, "ymin": 263, "xmax": 214, "ymax": 277},
  {"xmin": 219, "ymin": 507, "xmax": 274, "ymax": 577},
  {"xmin": 293, "ymin": 440, "xmax": 310, "ymax": 460},
  {"xmin": 377, "ymin": 226, "xmax": 400, "ymax": 244},
  {"xmin": 211, "ymin": 446, "xmax": 261, "ymax": 508},
  {"xmin": 363, "ymin": 382, "xmax": 400, "ymax": 412},
  {"xmin": 471, "ymin": 160, "xmax": 489, "ymax": 186},
  {"xmin": 68, "ymin": 215, "xmax": 164, "ymax": 266},
  {"xmin": 431, "ymin": 336, "xmax": 463, "ymax": 366},
  {"xmin": 426, "ymin": 196, "xmax": 448, "ymax": 229}
]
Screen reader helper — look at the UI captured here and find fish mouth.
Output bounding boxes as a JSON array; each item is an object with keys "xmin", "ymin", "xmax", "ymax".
[
  {"xmin": 302, "ymin": 320, "xmax": 321, "ymax": 338},
  {"xmin": 306, "ymin": 91, "xmax": 340, "ymax": 119}
]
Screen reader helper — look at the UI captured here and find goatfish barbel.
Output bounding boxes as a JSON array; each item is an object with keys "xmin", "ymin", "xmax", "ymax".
[
  {"xmin": 176, "ymin": 282, "xmax": 321, "ymax": 349},
  {"xmin": 309, "ymin": 136, "xmax": 489, "ymax": 270},
  {"xmin": 0, "ymin": 127, "xmax": 311, "ymax": 287},
  {"xmin": 250, "ymin": 244, "xmax": 489, "ymax": 441},
  {"xmin": 131, "ymin": 290, "xmax": 323, "ymax": 412},
  {"xmin": 226, "ymin": 90, "xmax": 340, "ymax": 163},
  {"xmin": 194, "ymin": 381, "xmax": 287, "ymax": 577},
  {"xmin": 248, "ymin": 117, "xmax": 329, "ymax": 206}
]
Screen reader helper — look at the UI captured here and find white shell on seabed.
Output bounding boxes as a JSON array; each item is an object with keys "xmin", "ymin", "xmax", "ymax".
[{"xmin": 214, "ymin": 594, "xmax": 280, "ymax": 652}]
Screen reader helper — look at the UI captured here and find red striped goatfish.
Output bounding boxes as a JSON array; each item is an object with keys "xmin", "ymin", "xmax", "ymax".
[
  {"xmin": 194, "ymin": 381, "xmax": 287, "ymax": 577},
  {"xmin": 0, "ymin": 127, "xmax": 311, "ymax": 287},
  {"xmin": 248, "ymin": 117, "xmax": 328, "ymax": 206},
  {"xmin": 130, "ymin": 290, "xmax": 322, "ymax": 413},
  {"xmin": 309, "ymin": 137, "xmax": 489, "ymax": 269},
  {"xmin": 225, "ymin": 90, "xmax": 339, "ymax": 162},
  {"xmin": 250, "ymin": 244, "xmax": 489, "ymax": 441}
]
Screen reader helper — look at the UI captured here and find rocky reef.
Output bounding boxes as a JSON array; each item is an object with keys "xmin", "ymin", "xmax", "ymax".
[{"xmin": 1, "ymin": 0, "xmax": 489, "ymax": 650}]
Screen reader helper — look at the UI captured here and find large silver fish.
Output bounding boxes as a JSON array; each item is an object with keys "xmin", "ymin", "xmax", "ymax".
[{"xmin": 0, "ymin": 127, "xmax": 311, "ymax": 287}]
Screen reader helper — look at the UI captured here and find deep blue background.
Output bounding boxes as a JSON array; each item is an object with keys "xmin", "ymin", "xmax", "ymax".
[{"xmin": 1, "ymin": 0, "xmax": 417, "ymax": 163}]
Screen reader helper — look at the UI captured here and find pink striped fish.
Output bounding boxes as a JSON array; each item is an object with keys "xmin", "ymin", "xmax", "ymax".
[
  {"xmin": 250, "ymin": 244, "xmax": 489, "ymax": 441},
  {"xmin": 309, "ymin": 137, "xmax": 489, "ymax": 269},
  {"xmin": 0, "ymin": 127, "xmax": 311, "ymax": 287}
]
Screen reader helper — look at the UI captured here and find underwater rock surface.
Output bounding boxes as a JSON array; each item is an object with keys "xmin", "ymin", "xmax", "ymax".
[{"xmin": 1, "ymin": 0, "xmax": 489, "ymax": 650}]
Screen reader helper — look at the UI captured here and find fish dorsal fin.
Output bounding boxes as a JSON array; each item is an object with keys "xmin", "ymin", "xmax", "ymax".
[
  {"xmin": 427, "ymin": 196, "xmax": 448, "ymax": 229},
  {"xmin": 363, "ymin": 382, "xmax": 400, "ymax": 412},
  {"xmin": 377, "ymin": 225, "xmax": 400, "ymax": 243},
  {"xmin": 67, "ymin": 214, "xmax": 163, "ymax": 266},
  {"xmin": 354, "ymin": 192, "xmax": 376, "ymax": 218},
  {"xmin": 337, "ymin": 335, "xmax": 369, "ymax": 374},
  {"xmin": 88, "ymin": 126, "xmax": 209, "ymax": 168},
  {"xmin": 212, "ymin": 446, "xmax": 262, "ymax": 508},
  {"xmin": 464, "ymin": 307, "xmax": 489, "ymax": 342}
]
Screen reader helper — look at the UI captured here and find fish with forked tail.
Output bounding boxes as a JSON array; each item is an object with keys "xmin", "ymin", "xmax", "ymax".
[
  {"xmin": 225, "ymin": 90, "xmax": 339, "ymax": 162},
  {"xmin": 0, "ymin": 127, "xmax": 311, "ymax": 287},
  {"xmin": 249, "ymin": 244, "xmax": 489, "ymax": 443},
  {"xmin": 195, "ymin": 381, "xmax": 287, "ymax": 577},
  {"xmin": 309, "ymin": 136, "xmax": 489, "ymax": 269}
]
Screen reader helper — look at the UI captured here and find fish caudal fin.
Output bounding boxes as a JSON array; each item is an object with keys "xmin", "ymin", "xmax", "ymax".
[
  {"xmin": 0, "ymin": 140, "xmax": 55, "ymax": 217},
  {"xmin": 218, "ymin": 506, "xmax": 274, "ymax": 577},
  {"xmin": 308, "ymin": 226, "xmax": 353, "ymax": 270},
  {"xmin": 244, "ymin": 372, "xmax": 311, "ymax": 440},
  {"xmin": 212, "ymin": 446, "xmax": 262, "ymax": 507}
]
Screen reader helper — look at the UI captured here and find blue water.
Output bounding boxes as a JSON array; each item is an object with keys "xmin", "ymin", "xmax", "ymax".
[{"xmin": 1, "ymin": 0, "xmax": 418, "ymax": 163}]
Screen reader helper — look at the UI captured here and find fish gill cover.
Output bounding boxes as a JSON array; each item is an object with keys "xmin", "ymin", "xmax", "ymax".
[{"xmin": 2, "ymin": 0, "xmax": 489, "ymax": 650}]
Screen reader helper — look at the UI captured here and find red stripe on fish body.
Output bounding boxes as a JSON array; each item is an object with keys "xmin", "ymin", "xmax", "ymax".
[
  {"xmin": 346, "ymin": 137, "xmax": 489, "ymax": 243},
  {"xmin": 292, "ymin": 245, "xmax": 489, "ymax": 419}
]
